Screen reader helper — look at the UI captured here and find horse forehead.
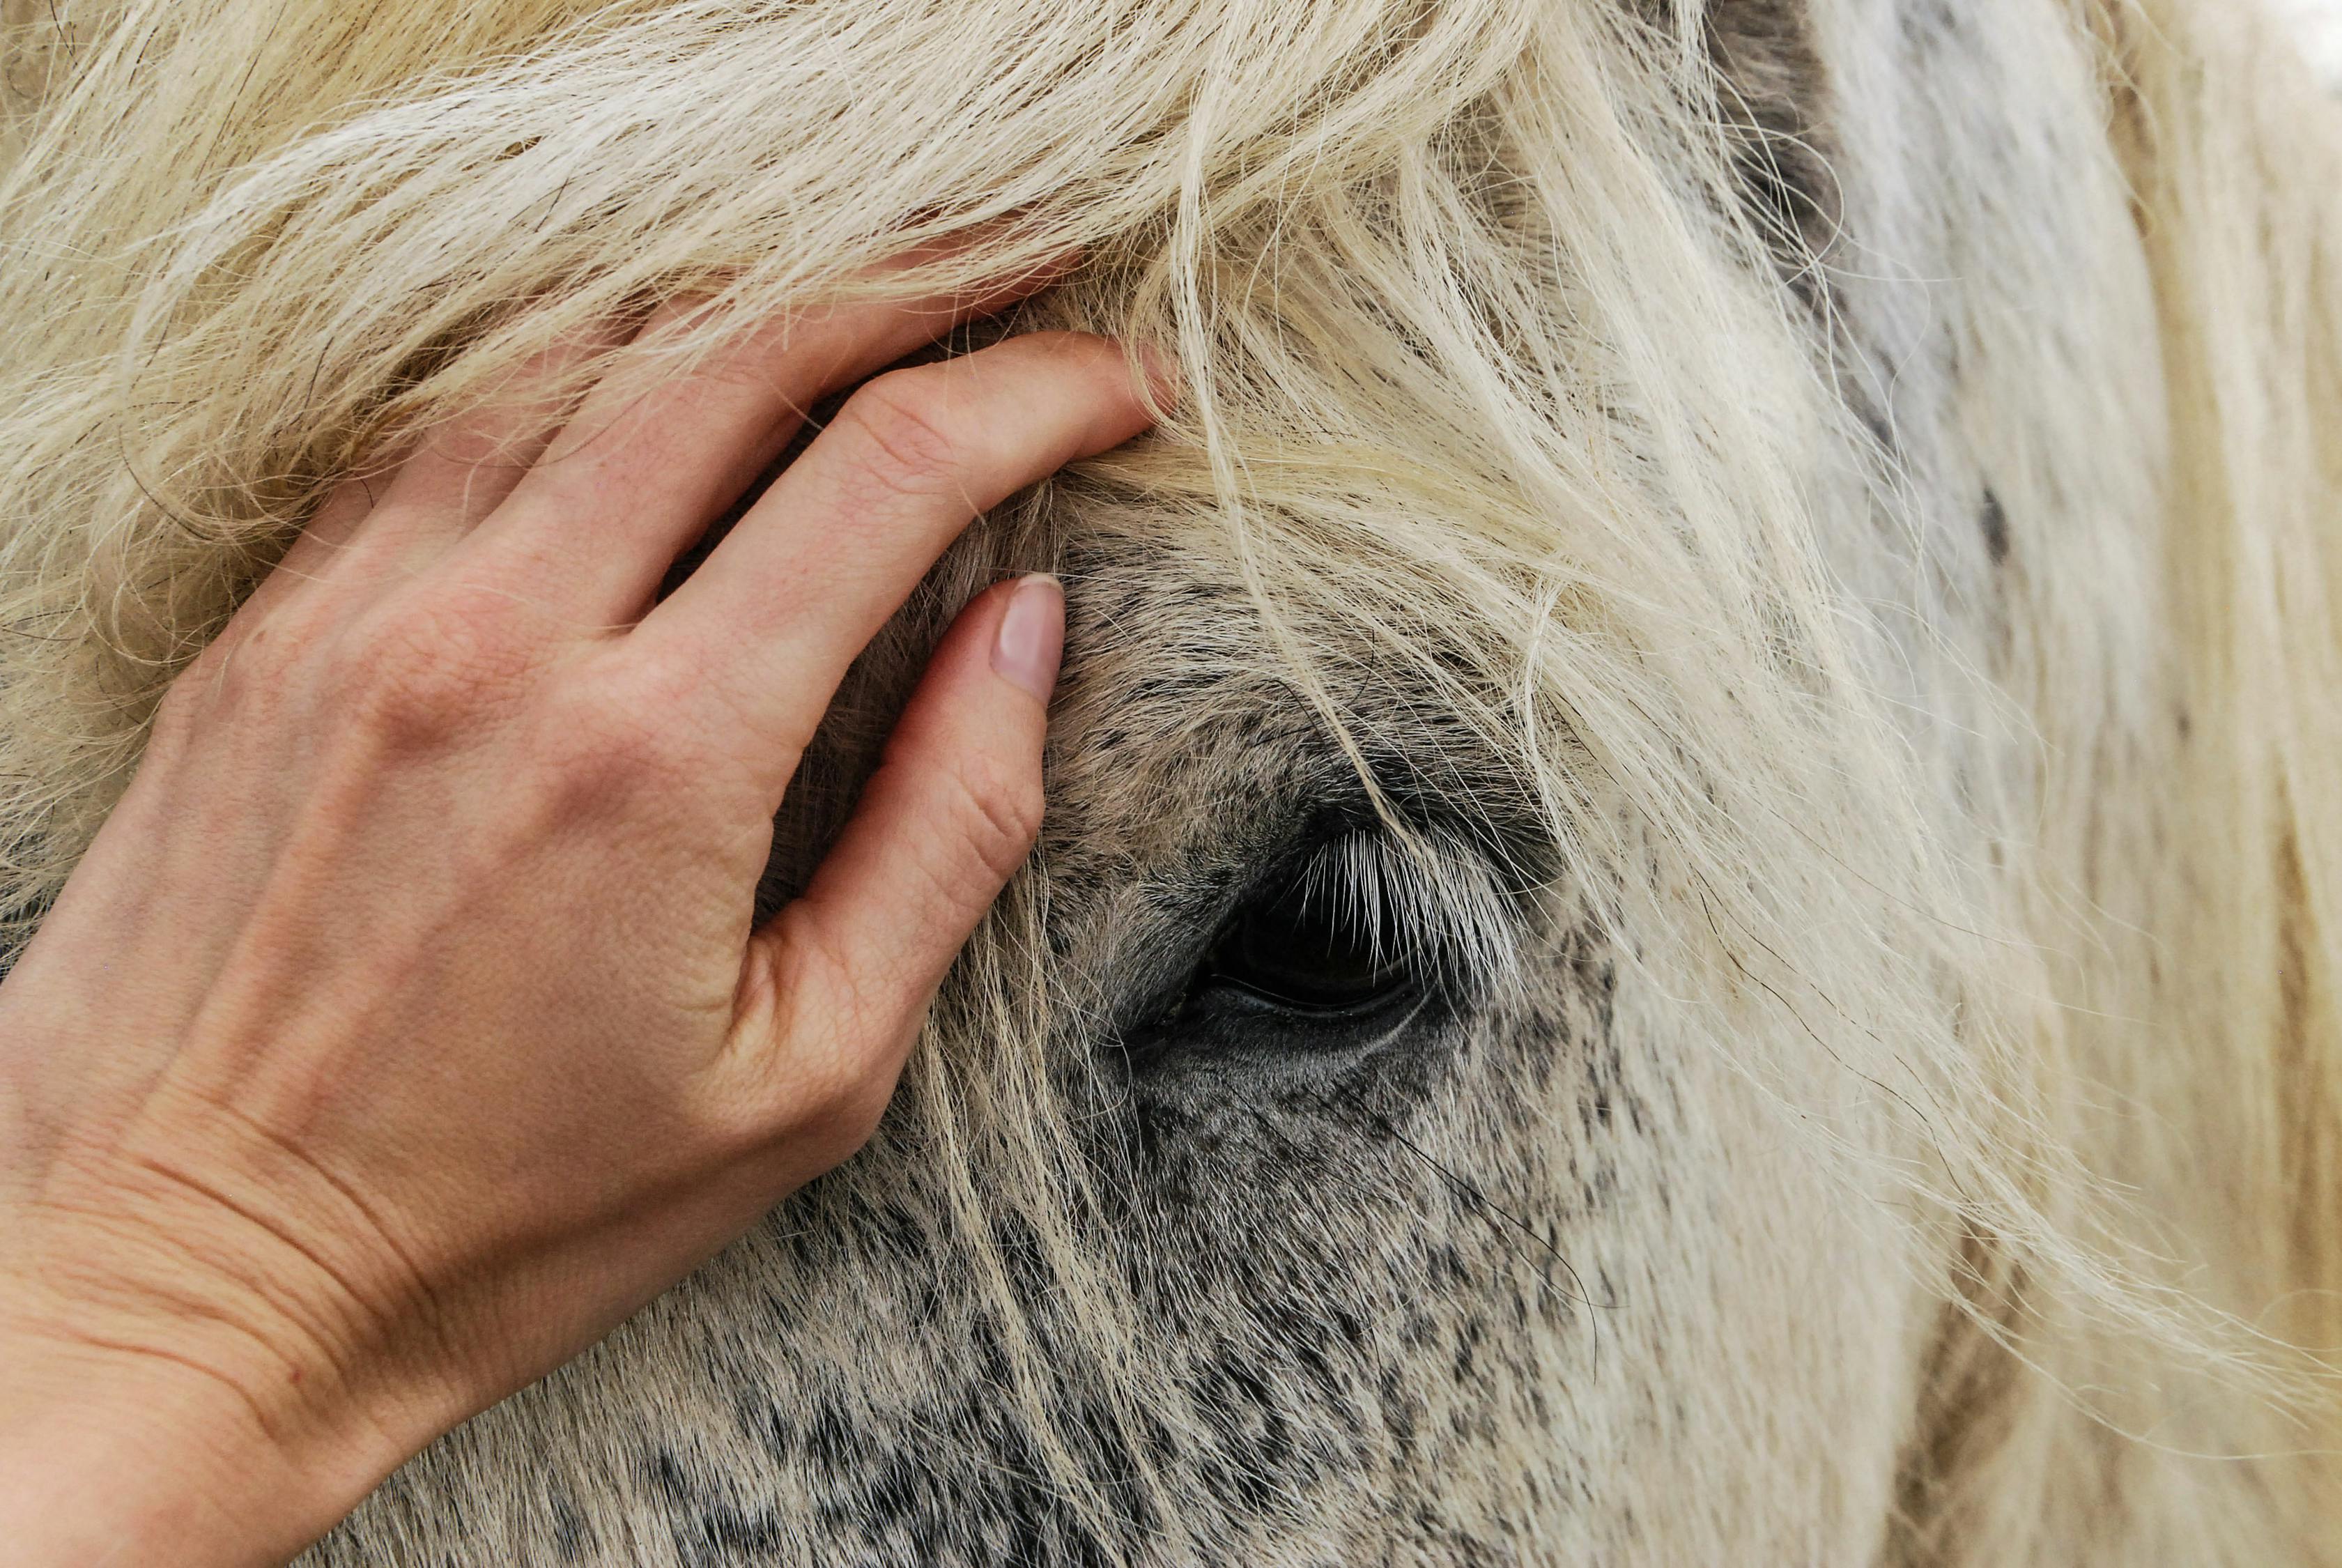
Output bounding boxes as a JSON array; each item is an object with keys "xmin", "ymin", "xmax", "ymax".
[{"xmin": 1042, "ymin": 552, "xmax": 1514, "ymax": 856}]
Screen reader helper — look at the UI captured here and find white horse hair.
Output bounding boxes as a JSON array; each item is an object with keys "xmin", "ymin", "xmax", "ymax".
[{"xmin": 1, "ymin": 0, "xmax": 2338, "ymax": 1560}]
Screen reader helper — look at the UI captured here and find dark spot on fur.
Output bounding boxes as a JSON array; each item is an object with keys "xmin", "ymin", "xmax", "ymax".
[
  {"xmin": 548, "ymin": 1495, "xmax": 593, "ymax": 1563},
  {"xmin": 640, "ymin": 1448, "xmax": 690, "ymax": 1507},
  {"xmin": 1704, "ymin": 1, "xmax": 1844, "ymax": 305},
  {"xmin": 1980, "ymin": 487, "xmax": 2011, "ymax": 565}
]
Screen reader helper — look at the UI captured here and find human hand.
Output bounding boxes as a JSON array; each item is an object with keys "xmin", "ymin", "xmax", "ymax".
[{"xmin": 0, "ymin": 258, "xmax": 1163, "ymax": 1567}]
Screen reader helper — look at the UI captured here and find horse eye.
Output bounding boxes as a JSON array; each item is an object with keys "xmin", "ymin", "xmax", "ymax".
[{"xmin": 1199, "ymin": 852, "xmax": 1418, "ymax": 1015}]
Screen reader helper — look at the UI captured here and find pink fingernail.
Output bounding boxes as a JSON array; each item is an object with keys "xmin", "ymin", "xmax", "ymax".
[{"xmin": 992, "ymin": 574, "xmax": 1065, "ymax": 703}]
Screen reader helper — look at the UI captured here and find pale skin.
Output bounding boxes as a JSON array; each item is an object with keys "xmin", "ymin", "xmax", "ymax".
[{"xmin": 0, "ymin": 253, "xmax": 1166, "ymax": 1567}]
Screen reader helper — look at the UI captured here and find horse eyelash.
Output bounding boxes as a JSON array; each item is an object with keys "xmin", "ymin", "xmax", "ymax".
[{"xmin": 1286, "ymin": 826, "xmax": 1523, "ymax": 1007}]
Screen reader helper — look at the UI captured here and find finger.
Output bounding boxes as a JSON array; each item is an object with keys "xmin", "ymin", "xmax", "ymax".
[
  {"xmin": 259, "ymin": 472, "xmax": 384, "ymax": 598},
  {"xmin": 459, "ymin": 246, "xmax": 1081, "ymax": 621},
  {"xmin": 249, "ymin": 314, "xmax": 630, "ymax": 615},
  {"xmin": 635, "ymin": 332, "xmax": 1161, "ymax": 791},
  {"xmin": 362, "ymin": 316, "xmax": 640, "ymax": 541},
  {"xmin": 730, "ymin": 574, "xmax": 1063, "ymax": 1129},
  {"xmin": 232, "ymin": 439, "xmax": 415, "ymax": 624}
]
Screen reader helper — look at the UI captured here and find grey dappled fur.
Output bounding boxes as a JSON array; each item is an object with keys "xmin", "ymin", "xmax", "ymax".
[{"xmin": 4, "ymin": 0, "xmax": 2341, "ymax": 1561}]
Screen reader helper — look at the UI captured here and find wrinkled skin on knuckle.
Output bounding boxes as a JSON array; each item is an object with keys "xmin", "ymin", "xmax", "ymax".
[
  {"xmin": 560, "ymin": 654, "xmax": 783, "ymax": 825},
  {"xmin": 834, "ymin": 367, "xmax": 969, "ymax": 502},
  {"xmin": 523, "ymin": 679, "xmax": 695, "ymax": 816},
  {"xmin": 328, "ymin": 585, "xmax": 548, "ymax": 746},
  {"xmin": 946, "ymin": 751, "xmax": 1046, "ymax": 889}
]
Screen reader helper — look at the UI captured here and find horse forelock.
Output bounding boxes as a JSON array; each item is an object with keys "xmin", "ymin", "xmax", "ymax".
[{"xmin": 1, "ymin": 0, "xmax": 2338, "ymax": 1560}]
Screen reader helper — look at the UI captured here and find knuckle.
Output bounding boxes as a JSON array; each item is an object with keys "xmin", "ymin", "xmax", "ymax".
[
  {"xmin": 587, "ymin": 653, "xmax": 739, "ymax": 765},
  {"xmin": 947, "ymin": 752, "xmax": 1046, "ymax": 885},
  {"xmin": 153, "ymin": 619, "xmax": 294, "ymax": 744},
  {"xmin": 528, "ymin": 673, "xmax": 698, "ymax": 801},
  {"xmin": 836, "ymin": 369, "xmax": 966, "ymax": 497},
  {"xmin": 330, "ymin": 586, "xmax": 541, "ymax": 741}
]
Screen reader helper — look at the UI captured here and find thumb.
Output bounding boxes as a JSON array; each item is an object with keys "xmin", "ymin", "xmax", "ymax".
[{"xmin": 732, "ymin": 574, "xmax": 1063, "ymax": 1140}]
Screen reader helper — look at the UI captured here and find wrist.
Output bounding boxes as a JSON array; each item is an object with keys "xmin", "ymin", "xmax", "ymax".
[
  {"xmin": 0, "ymin": 1316, "xmax": 416, "ymax": 1567},
  {"xmin": 0, "ymin": 1086, "xmax": 484, "ymax": 1563}
]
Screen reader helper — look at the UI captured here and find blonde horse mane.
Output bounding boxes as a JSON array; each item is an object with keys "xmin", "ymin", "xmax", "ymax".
[{"xmin": 1, "ymin": 0, "xmax": 2338, "ymax": 1558}]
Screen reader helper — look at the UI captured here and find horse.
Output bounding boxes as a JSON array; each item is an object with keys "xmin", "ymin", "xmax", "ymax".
[{"xmin": 2, "ymin": 0, "xmax": 2337, "ymax": 1560}]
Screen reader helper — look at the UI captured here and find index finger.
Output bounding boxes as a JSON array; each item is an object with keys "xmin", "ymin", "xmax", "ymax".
[
  {"xmin": 629, "ymin": 331, "xmax": 1164, "ymax": 792},
  {"xmin": 452, "ymin": 243, "xmax": 1084, "ymax": 622}
]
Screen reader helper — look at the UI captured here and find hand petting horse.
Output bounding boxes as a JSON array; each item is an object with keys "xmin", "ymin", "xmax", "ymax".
[{"xmin": 0, "ymin": 1, "xmax": 2335, "ymax": 1562}]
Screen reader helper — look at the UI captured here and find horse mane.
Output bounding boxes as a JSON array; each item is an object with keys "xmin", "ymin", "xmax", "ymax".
[
  {"xmin": 2103, "ymin": 0, "xmax": 2342, "ymax": 1354},
  {"xmin": 2030, "ymin": 0, "xmax": 2342, "ymax": 1551},
  {"xmin": 1, "ymin": 0, "xmax": 2337, "ymax": 1558}
]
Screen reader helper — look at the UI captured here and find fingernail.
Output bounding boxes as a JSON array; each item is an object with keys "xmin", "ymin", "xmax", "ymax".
[{"xmin": 992, "ymin": 574, "xmax": 1065, "ymax": 704}]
